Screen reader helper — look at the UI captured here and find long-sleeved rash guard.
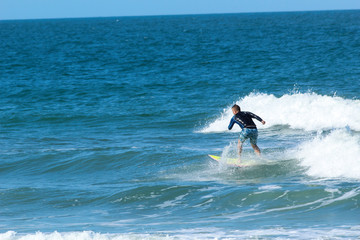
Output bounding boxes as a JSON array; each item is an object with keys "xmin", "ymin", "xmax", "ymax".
[{"xmin": 228, "ymin": 111, "xmax": 263, "ymax": 130}]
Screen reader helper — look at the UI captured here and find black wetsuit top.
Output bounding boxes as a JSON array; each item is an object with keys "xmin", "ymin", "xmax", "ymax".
[{"xmin": 228, "ymin": 111, "xmax": 263, "ymax": 130}]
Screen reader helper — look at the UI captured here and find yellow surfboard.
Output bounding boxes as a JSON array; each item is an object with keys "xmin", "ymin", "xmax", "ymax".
[{"xmin": 208, "ymin": 154, "xmax": 257, "ymax": 167}]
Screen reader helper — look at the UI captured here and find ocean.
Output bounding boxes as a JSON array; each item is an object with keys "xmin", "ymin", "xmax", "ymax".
[{"xmin": 1, "ymin": 10, "xmax": 360, "ymax": 239}]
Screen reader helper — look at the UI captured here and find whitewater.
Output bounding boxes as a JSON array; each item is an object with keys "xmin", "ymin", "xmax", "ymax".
[
  {"xmin": 201, "ymin": 92, "xmax": 360, "ymax": 133},
  {"xmin": 201, "ymin": 92, "xmax": 360, "ymax": 181}
]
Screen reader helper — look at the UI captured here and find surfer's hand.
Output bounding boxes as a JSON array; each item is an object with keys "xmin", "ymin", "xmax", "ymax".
[{"xmin": 261, "ymin": 120, "xmax": 266, "ymax": 125}]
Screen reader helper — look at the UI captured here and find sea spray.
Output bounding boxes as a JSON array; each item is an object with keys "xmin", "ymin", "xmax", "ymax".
[{"xmin": 220, "ymin": 141, "xmax": 238, "ymax": 162}]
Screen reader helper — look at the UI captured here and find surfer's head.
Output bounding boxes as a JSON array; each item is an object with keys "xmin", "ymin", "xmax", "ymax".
[{"xmin": 232, "ymin": 104, "xmax": 241, "ymax": 114}]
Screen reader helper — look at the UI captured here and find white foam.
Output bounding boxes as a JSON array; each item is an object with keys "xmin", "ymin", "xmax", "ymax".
[
  {"xmin": 295, "ymin": 129, "xmax": 360, "ymax": 179},
  {"xmin": 199, "ymin": 92, "xmax": 360, "ymax": 132},
  {"xmin": 156, "ymin": 193, "xmax": 188, "ymax": 209},
  {"xmin": 2, "ymin": 228, "xmax": 360, "ymax": 240},
  {"xmin": 0, "ymin": 231, "xmax": 172, "ymax": 240},
  {"xmin": 316, "ymin": 187, "xmax": 360, "ymax": 209},
  {"xmin": 258, "ymin": 185, "xmax": 282, "ymax": 191}
]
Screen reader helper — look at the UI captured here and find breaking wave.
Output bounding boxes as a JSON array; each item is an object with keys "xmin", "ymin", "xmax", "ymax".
[{"xmin": 200, "ymin": 92, "xmax": 360, "ymax": 132}]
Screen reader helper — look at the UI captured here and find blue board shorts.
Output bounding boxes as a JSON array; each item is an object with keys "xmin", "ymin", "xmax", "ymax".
[{"xmin": 239, "ymin": 128, "xmax": 258, "ymax": 145}]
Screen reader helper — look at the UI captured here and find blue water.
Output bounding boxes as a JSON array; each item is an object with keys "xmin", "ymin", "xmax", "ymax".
[{"xmin": 1, "ymin": 10, "xmax": 360, "ymax": 239}]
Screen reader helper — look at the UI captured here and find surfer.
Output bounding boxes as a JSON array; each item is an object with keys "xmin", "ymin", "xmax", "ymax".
[{"xmin": 228, "ymin": 104, "xmax": 265, "ymax": 162}]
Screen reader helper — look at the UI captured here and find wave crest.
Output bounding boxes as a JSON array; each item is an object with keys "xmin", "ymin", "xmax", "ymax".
[{"xmin": 200, "ymin": 92, "xmax": 360, "ymax": 132}]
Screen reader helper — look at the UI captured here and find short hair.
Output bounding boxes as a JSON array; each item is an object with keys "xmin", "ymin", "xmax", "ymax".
[{"xmin": 232, "ymin": 104, "xmax": 240, "ymax": 111}]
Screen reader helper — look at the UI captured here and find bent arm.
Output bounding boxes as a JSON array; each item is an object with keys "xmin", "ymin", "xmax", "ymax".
[
  {"xmin": 248, "ymin": 112, "xmax": 263, "ymax": 123},
  {"xmin": 228, "ymin": 117, "xmax": 235, "ymax": 130}
]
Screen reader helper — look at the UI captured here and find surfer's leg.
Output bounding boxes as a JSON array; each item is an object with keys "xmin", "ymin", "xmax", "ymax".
[
  {"xmin": 251, "ymin": 143, "xmax": 261, "ymax": 156},
  {"xmin": 238, "ymin": 139, "xmax": 243, "ymax": 155},
  {"xmin": 237, "ymin": 139, "xmax": 243, "ymax": 162},
  {"xmin": 238, "ymin": 129, "xmax": 248, "ymax": 163},
  {"xmin": 249, "ymin": 129, "xmax": 260, "ymax": 156}
]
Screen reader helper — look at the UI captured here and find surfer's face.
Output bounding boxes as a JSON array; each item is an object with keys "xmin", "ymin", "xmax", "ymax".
[{"xmin": 232, "ymin": 108, "xmax": 239, "ymax": 115}]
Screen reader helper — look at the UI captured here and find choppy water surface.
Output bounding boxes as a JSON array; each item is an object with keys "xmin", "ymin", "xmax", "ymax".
[{"xmin": 1, "ymin": 10, "xmax": 360, "ymax": 239}]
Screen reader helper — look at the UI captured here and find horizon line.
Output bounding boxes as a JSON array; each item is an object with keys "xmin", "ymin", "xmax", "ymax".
[{"xmin": 1, "ymin": 8, "xmax": 359, "ymax": 22}]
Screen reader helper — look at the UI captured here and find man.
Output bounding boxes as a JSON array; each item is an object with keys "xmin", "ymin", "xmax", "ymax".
[{"xmin": 228, "ymin": 104, "xmax": 266, "ymax": 162}]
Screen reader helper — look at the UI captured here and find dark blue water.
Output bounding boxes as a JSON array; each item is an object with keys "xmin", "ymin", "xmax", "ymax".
[{"xmin": 1, "ymin": 10, "xmax": 360, "ymax": 239}]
